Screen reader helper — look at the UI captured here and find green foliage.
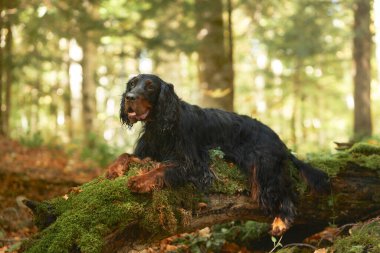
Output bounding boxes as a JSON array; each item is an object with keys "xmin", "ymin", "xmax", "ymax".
[
  {"xmin": 79, "ymin": 133, "xmax": 123, "ymax": 167},
  {"xmin": 333, "ymin": 219, "xmax": 380, "ymax": 253},
  {"xmin": 172, "ymin": 221, "xmax": 269, "ymax": 252},
  {"xmin": 270, "ymin": 235, "xmax": 283, "ymax": 252},
  {"xmin": 19, "ymin": 131, "xmax": 44, "ymax": 148}
]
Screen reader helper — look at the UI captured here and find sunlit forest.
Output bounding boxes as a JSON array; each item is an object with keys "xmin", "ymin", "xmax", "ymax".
[
  {"xmin": 1, "ymin": 0, "xmax": 380, "ymax": 252},
  {"xmin": 1, "ymin": 0, "xmax": 379, "ymax": 154}
]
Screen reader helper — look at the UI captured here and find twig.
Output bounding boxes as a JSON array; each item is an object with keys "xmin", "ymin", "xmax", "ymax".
[{"xmin": 282, "ymin": 243, "xmax": 317, "ymax": 250}]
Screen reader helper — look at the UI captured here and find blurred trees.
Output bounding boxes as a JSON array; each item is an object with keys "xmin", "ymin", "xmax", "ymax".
[
  {"xmin": 353, "ymin": 0, "xmax": 372, "ymax": 141},
  {"xmin": 195, "ymin": 0, "xmax": 234, "ymax": 111},
  {"xmin": 0, "ymin": 0, "xmax": 16, "ymax": 136},
  {"xmin": 0, "ymin": 0, "xmax": 378, "ymax": 152},
  {"xmin": 243, "ymin": 0, "xmax": 352, "ymax": 150}
]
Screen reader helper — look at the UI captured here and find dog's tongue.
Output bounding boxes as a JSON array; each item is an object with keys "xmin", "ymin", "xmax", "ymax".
[
  {"xmin": 128, "ymin": 112, "xmax": 138, "ymax": 123},
  {"xmin": 128, "ymin": 112, "xmax": 137, "ymax": 118},
  {"xmin": 128, "ymin": 111, "xmax": 149, "ymax": 121}
]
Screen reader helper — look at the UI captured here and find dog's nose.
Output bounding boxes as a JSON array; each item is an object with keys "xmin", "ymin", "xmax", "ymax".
[{"xmin": 126, "ymin": 93, "xmax": 137, "ymax": 101}]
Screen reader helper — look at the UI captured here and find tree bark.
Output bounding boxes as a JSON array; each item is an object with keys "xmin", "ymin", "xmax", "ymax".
[
  {"xmin": 353, "ymin": 0, "xmax": 372, "ymax": 140},
  {"xmin": 0, "ymin": 0, "xmax": 4, "ymax": 136},
  {"xmin": 4, "ymin": 20, "xmax": 13, "ymax": 135},
  {"xmin": 290, "ymin": 58, "xmax": 302, "ymax": 151},
  {"xmin": 64, "ymin": 48, "xmax": 73, "ymax": 139},
  {"xmin": 81, "ymin": 37, "xmax": 97, "ymax": 145},
  {"xmin": 195, "ymin": 0, "xmax": 234, "ymax": 111}
]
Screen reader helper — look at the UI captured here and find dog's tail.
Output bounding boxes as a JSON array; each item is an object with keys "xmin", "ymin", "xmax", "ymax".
[{"xmin": 289, "ymin": 154, "xmax": 330, "ymax": 193}]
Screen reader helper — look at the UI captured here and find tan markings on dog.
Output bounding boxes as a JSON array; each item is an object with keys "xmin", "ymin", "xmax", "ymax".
[{"xmin": 271, "ymin": 217, "xmax": 289, "ymax": 236}]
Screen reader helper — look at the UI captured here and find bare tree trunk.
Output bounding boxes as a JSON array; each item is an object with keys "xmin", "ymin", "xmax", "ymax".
[
  {"xmin": 0, "ymin": 0, "xmax": 4, "ymax": 136},
  {"xmin": 64, "ymin": 50, "xmax": 73, "ymax": 139},
  {"xmin": 353, "ymin": 0, "xmax": 372, "ymax": 140},
  {"xmin": 290, "ymin": 58, "xmax": 302, "ymax": 151},
  {"xmin": 81, "ymin": 38, "xmax": 97, "ymax": 146},
  {"xmin": 226, "ymin": 0, "xmax": 234, "ymax": 107},
  {"xmin": 4, "ymin": 20, "xmax": 12, "ymax": 135},
  {"xmin": 195, "ymin": 0, "xmax": 234, "ymax": 111}
]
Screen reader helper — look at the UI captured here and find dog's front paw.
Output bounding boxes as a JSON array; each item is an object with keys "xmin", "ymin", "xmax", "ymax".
[
  {"xmin": 105, "ymin": 153, "xmax": 132, "ymax": 179},
  {"xmin": 105, "ymin": 163, "xmax": 125, "ymax": 179},
  {"xmin": 271, "ymin": 217, "xmax": 289, "ymax": 236},
  {"xmin": 128, "ymin": 170, "xmax": 164, "ymax": 193}
]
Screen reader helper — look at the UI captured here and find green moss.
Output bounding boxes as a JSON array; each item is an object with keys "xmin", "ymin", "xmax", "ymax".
[
  {"xmin": 211, "ymin": 158, "xmax": 248, "ymax": 194},
  {"xmin": 140, "ymin": 186, "xmax": 198, "ymax": 234},
  {"xmin": 349, "ymin": 143, "xmax": 380, "ymax": 156},
  {"xmin": 308, "ymin": 143, "xmax": 380, "ymax": 177},
  {"xmin": 23, "ymin": 162, "xmax": 205, "ymax": 253},
  {"xmin": 288, "ymin": 161, "xmax": 308, "ymax": 195},
  {"xmin": 209, "ymin": 149, "xmax": 248, "ymax": 195},
  {"xmin": 308, "ymin": 152, "xmax": 349, "ymax": 177},
  {"xmin": 24, "ymin": 174, "xmax": 146, "ymax": 253},
  {"xmin": 333, "ymin": 220, "xmax": 380, "ymax": 253}
]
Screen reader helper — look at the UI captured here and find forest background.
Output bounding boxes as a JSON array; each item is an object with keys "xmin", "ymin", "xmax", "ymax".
[{"xmin": 0, "ymin": 0, "xmax": 379, "ymax": 165}]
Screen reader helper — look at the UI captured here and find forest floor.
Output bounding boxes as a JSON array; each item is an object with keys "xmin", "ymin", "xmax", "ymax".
[{"xmin": 0, "ymin": 136, "xmax": 101, "ymax": 253}]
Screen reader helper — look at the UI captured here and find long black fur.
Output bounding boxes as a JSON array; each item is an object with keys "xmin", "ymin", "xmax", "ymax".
[{"xmin": 121, "ymin": 74, "xmax": 330, "ymax": 225}]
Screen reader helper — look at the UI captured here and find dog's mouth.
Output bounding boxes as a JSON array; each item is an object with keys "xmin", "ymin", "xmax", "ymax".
[{"xmin": 127, "ymin": 107, "xmax": 150, "ymax": 123}]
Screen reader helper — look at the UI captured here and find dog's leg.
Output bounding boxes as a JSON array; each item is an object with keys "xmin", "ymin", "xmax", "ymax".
[
  {"xmin": 128, "ymin": 163, "xmax": 171, "ymax": 193},
  {"xmin": 105, "ymin": 153, "xmax": 150, "ymax": 179},
  {"xmin": 271, "ymin": 217, "xmax": 290, "ymax": 236},
  {"xmin": 249, "ymin": 157, "xmax": 296, "ymax": 236}
]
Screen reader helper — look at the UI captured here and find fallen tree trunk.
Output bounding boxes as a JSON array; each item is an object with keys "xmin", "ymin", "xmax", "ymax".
[
  {"xmin": 22, "ymin": 143, "xmax": 380, "ymax": 253},
  {"xmin": 102, "ymin": 163, "xmax": 380, "ymax": 252}
]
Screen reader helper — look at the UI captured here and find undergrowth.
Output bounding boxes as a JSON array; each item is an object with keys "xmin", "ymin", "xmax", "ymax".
[
  {"xmin": 172, "ymin": 221, "xmax": 269, "ymax": 253},
  {"xmin": 333, "ymin": 218, "xmax": 380, "ymax": 253}
]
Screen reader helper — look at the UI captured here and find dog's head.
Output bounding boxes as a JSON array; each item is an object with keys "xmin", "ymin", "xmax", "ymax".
[{"xmin": 120, "ymin": 74, "xmax": 179, "ymax": 131}]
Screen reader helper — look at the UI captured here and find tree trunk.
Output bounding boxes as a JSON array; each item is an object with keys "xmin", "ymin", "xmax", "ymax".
[
  {"xmin": 226, "ymin": 0, "xmax": 234, "ymax": 107},
  {"xmin": 101, "ymin": 163, "xmax": 380, "ymax": 252},
  {"xmin": 81, "ymin": 37, "xmax": 97, "ymax": 146},
  {"xmin": 195, "ymin": 0, "xmax": 234, "ymax": 111},
  {"xmin": 4, "ymin": 20, "xmax": 12, "ymax": 136},
  {"xmin": 64, "ymin": 49, "xmax": 73, "ymax": 139},
  {"xmin": 353, "ymin": 0, "xmax": 372, "ymax": 140},
  {"xmin": 0, "ymin": 0, "xmax": 4, "ymax": 136},
  {"xmin": 290, "ymin": 58, "xmax": 302, "ymax": 151}
]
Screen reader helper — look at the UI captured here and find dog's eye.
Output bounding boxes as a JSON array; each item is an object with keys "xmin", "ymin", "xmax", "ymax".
[
  {"xmin": 129, "ymin": 82, "xmax": 136, "ymax": 90},
  {"xmin": 145, "ymin": 80, "xmax": 154, "ymax": 91}
]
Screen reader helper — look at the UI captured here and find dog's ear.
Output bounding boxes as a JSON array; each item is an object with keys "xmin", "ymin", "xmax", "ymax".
[
  {"xmin": 155, "ymin": 82, "xmax": 179, "ymax": 131},
  {"xmin": 119, "ymin": 91, "xmax": 131, "ymax": 127},
  {"xmin": 120, "ymin": 77, "xmax": 137, "ymax": 127}
]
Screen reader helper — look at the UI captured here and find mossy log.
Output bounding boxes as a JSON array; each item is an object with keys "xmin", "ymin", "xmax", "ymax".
[{"xmin": 22, "ymin": 143, "xmax": 380, "ymax": 253}]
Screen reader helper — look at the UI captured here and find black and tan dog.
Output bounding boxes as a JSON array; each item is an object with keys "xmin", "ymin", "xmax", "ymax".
[{"xmin": 106, "ymin": 74, "xmax": 330, "ymax": 235}]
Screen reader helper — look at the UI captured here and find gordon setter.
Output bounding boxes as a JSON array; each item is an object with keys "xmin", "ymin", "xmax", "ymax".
[{"xmin": 106, "ymin": 74, "xmax": 330, "ymax": 235}]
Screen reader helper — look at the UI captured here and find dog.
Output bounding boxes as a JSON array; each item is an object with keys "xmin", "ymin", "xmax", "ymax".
[{"xmin": 106, "ymin": 74, "xmax": 330, "ymax": 235}]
